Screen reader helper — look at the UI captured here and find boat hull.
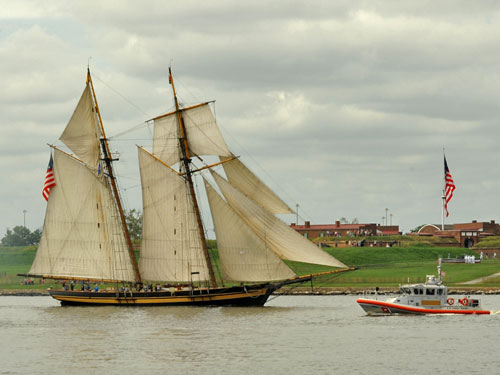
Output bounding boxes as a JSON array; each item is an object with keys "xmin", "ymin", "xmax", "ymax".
[
  {"xmin": 357, "ymin": 298, "xmax": 491, "ymax": 315},
  {"xmin": 50, "ymin": 284, "xmax": 275, "ymax": 307}
]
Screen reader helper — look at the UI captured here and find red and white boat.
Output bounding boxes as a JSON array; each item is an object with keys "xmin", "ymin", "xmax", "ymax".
[{"xmin": 357, "ymin": 260, "xmax": 490, "ymax": 315}]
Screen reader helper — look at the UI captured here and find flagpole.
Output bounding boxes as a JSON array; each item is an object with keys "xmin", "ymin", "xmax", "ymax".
[
  {"xmin": 441, "ymin": 190, "xmax": 445, "ymax": 230},
  {"xmin": 442, "ymin": 149, "xmax": 445, "ymax": 230},
  {"xmin": 442, "ymin": 150, "xmax": 456, "ymax": 229}
]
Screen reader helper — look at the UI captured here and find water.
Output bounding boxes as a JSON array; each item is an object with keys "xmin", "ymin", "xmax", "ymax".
[{"xmin": 1, "ymin": 295, "xmax": 499, "ymax": 375}]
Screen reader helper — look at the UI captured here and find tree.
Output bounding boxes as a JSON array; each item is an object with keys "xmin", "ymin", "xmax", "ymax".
[
  {"xmin": 29, "ymin": 229, "xmax": 42, "ymax": 245},
  {"xmin": 1, "ymin": 226, "xmax": 41, "ymax": 246},
  {"xmin": 410, "ymin": 225, "xmax": 424, "ymax": 233},
  {"xmin": 125, "ymin": 209, "xmax": 143, "ymax": 242}
]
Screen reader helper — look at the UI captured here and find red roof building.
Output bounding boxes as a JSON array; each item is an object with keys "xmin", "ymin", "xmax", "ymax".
[
  {"xmin": 290, "ymin": 220, "xmax": 400, "ymax": 239},
  {"xmin": 416, "ymin": 220, "xmax": 500, "ymax": 248}
]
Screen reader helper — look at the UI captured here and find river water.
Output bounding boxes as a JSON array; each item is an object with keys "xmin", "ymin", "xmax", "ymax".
[{"xmin": 1, "ymin": 295, "xmax": 499, "ymax": 375}]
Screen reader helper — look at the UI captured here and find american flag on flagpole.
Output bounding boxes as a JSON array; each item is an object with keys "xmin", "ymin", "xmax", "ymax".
[
  {"xmin": 444, "ymin": 156, "xmax": 456, "ymax": 217},
  {"xmin": 42, "ymin": 153, "xmax": 56, "ymax": 201}
]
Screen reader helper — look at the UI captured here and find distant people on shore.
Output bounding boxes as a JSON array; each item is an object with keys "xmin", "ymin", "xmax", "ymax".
[{"xmin": 22, "ymin": 278, "xmax": 35, "ymax": 285}]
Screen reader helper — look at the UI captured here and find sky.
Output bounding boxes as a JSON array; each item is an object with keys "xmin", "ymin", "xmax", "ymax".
[{"xmin": 2, "ymin": 0, "xmax": 500, "ymax": 237}]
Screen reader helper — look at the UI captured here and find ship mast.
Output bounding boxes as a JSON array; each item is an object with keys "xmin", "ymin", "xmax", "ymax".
[
  {"xmin": 169, "ymin": 67, "xmax": 218, "ymax": 288},
  {"xmin": 87, "ymin": 69, "xmax": 142, "ymax": 285}
]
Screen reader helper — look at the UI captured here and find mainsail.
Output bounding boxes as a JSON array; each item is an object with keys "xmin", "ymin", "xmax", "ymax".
[
  {"xmin": 138, "ymin": 147, "xmax": 210, "ymax": 282},
  {"xmin": 30, "ymin": 148, "xmax": 136, "ymax": 282}
]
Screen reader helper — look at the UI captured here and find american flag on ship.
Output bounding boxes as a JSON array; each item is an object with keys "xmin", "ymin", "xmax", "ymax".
[
  {"xmin": 444, "ymin": 156, "xmax": 456, "ymax": 217},
  {"xmin": 42, "ymin": 153, "xmax": 56, "ymax": 201}
]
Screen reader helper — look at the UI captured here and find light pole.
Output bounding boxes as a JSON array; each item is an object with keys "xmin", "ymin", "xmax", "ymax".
[
  {"xmin": 385, "ymin": 208, "xmax": 388, "ymax": 226},
  {"xmin": 390, "ymin": 213, "xmax": 393, "ymax": 226},
  {"xmin": 296, "ymin": 203, "xmax": 299, "ymax": 225},
  {"xmin": 23, "ymin": 209, "xmax": 27, "ymax": 228}
]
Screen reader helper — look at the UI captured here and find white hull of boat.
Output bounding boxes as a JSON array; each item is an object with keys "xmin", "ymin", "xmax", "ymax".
[{"xmin": 357, "ymin": 298, "xmax": 491, "ymax": 315}]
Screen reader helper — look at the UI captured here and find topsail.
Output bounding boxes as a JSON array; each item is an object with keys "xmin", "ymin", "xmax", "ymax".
[{"xmin": 59, "ymin": 84, "xmax": 102, "ymax": 171}]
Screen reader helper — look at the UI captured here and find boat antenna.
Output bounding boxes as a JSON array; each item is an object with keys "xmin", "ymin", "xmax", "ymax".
[
  {"xmin": 169, "ymin": 67, "xmax": 218, "ymax": 288},
  {"xmin": 437, "ymin": 258, "xmax": 442, "ymax": 284}
]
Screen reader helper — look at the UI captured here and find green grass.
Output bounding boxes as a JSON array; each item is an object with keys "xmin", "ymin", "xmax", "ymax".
[
  {"xmin": 326, "ymin": 245, "xmax": 476, "ymax": 267},
  {"xmin": 474, "ymin": 236, "xmax": 500, "ymax": 248},
  {"xmin": 2, "ymin": 243, "xmax": 500, "ymax": 289},
  {"xmin": 0, "ymin": 246, "xmax": 61, "ymax": 290},
  {"xmin": 316, "ymin": 260, "xmax": 500, "ymax": 287},
  {"xmin": 281, "ymin": 246, "xmax": 499, "ymax": 287}
]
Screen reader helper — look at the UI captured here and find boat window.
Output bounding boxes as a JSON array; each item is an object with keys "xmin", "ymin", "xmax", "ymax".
[
  {"xmin": 437, "ymin": 289, "xmax": 443, "ymax": 295},
  {"xmin": 413, "ymin": 288, "xmax": 418, "ymax": 295},
  {"xmin": 426, "ymin": 288, "xmax": 435, "ymax": 295}
]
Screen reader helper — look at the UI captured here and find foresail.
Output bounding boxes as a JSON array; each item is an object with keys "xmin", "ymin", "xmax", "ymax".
[
  {"xmin": 211, "ymin": 170, "xmax": 347, "ymax": 268},
  {"xmin": 221, "ymin": 156, "xmax": 294, "ymax": 214},
  {"xmin": 153, "ymin": 103, "xmax": 231, "ymax": 165},
  {"xmin": 204, "ymin": 178, "xmax": 295, "ymax": 282},
  {"xmin": 59, "ymin": 84, "xmax": 101, "ymax": 170},
  {"xmin": 30, "ymin": 148, "xmax": 136, "ymax": 282},
  {"xmin": 138, "ymin": 147, "xmax": 210, "ymax": 282}
]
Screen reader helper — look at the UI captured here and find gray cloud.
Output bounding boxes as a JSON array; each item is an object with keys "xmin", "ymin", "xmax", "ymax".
[{"xmin": 1, "ymin": 1, "xmax": 500, "ymax": 235}]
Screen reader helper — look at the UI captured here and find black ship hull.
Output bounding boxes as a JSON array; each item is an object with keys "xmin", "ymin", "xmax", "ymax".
[{"xmin": 50, "ymin": 283, "xmax": 278, "ymax": 307}]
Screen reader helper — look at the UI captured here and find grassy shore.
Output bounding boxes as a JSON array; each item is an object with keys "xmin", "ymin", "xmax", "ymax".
[{"xmin": 2, "ymin": 242, "xmax": 500, "ymax": 292}]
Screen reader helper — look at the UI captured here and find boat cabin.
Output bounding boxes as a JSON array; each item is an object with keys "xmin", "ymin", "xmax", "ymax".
[
  {"xmin": 400, "ymin": 285, "xmax": 447, "ymax": 297},
  {"xmin": 400, "ymin": 273, "xmax": 446, "ymax": 295},
  {"xmin": 390, "ymin": 273, "xmax": 449, "ymax": 307}
]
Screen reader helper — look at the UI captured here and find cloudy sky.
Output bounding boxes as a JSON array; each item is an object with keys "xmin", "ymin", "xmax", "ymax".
[{"xmin": 2, "ymin": 0, "xmax": 500, "ymax": 237}]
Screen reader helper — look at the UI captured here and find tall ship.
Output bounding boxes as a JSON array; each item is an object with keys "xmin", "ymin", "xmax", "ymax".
[{"xmin": 23, "ymin": 68, "xmax": 352, "ymax": 306}]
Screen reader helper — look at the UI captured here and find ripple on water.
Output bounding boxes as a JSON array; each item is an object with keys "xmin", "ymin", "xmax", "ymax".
[{"xmin": 1, "ymin": 295, "xmax": 500, "ymax": 375}]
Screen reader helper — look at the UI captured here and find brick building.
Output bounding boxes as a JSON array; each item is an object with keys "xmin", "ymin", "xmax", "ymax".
[
  {"xmin": 417, "ymin": 220, "xmax": 500, "ymax": 248},
  {"xmin": 290, "ymin": 220, "xmax": 400, "ymax": 239}
]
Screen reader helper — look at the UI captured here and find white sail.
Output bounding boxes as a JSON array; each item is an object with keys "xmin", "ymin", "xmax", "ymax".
[
  {"xmin": 211, "ymin": 170, "xmax": 347, "ymax": 268},
  {"xmin": 153, "ymin": 103, "xmax": 231, "ymax": 165},
  {"xmin": 59, "ymin": 84, "xmax": 101, "ymax": 170},
  {"xmin": 138, "ymin": 147, "xmax": 210, "ymax": 282},
  {"xmin": 30, "ymin": 148, "xmax": 136, "ymax": 282},
  {"xmin": 151, "ymin": 113, "xmax": 180, "ymax": 166},
  {"xmin": 204, "ymin": 178, "xmax": 296, "ymax": 281},
  {"xmin": 221, "ymin": 156, "xmax": 294, "ymax": 214}
]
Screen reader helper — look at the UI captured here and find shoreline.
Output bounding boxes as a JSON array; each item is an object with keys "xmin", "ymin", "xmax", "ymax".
[{"xmin": 4, "ymin": 286, "xmax": 500, "ymax": 296}]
